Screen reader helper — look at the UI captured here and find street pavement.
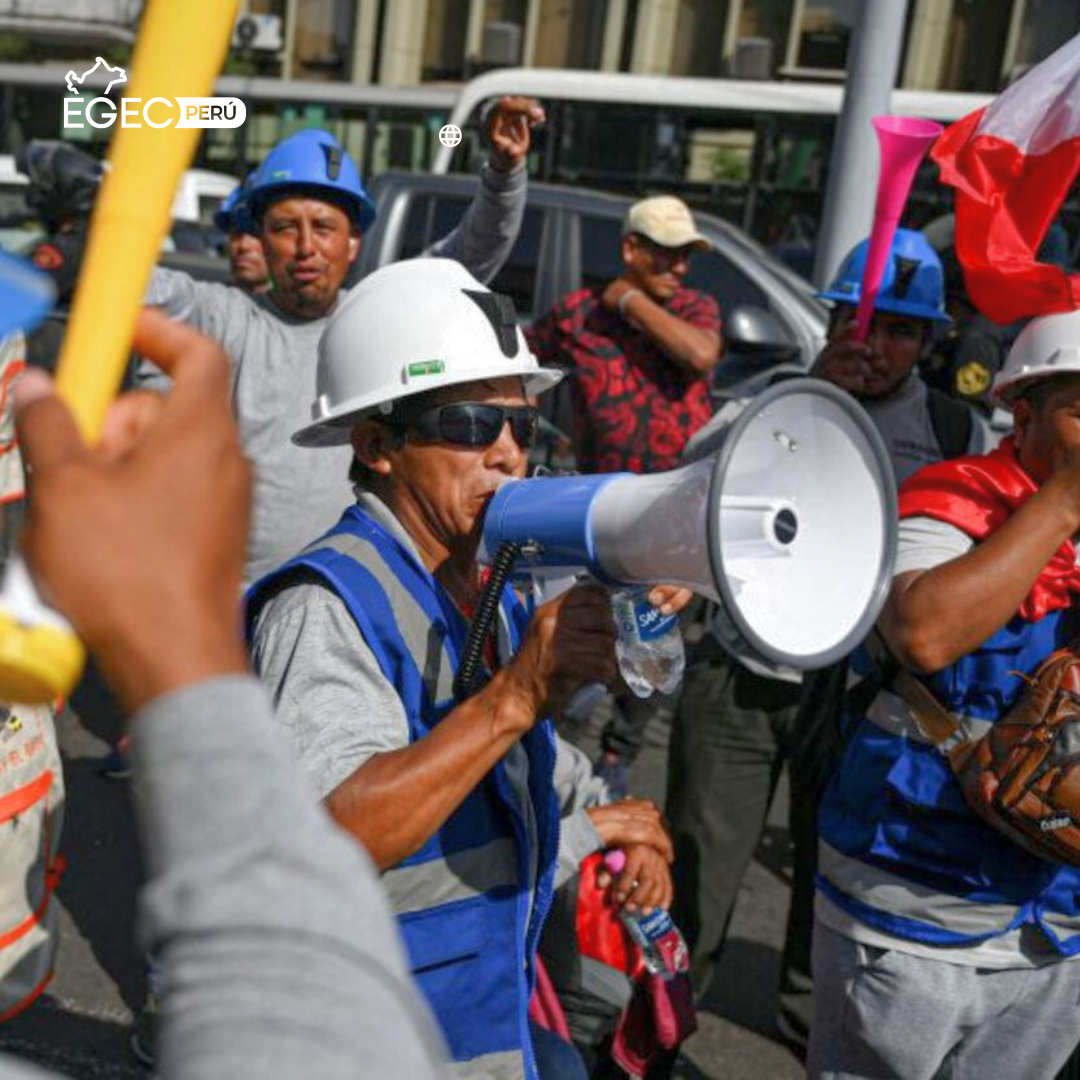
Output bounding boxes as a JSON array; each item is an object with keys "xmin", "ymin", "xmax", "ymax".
[{"xmin": 0, "ymin": 682, "xmax": 807, "ymax": 1080}]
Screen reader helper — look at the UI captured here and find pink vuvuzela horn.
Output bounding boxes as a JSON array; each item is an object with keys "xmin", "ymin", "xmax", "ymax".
[{"xmin": 855, "ymin": 116, "xmax": 944, "ymax": 342}]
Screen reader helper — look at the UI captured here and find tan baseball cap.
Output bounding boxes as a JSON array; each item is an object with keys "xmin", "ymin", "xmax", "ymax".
[{"xmin": 623, "ymin": 195, "xmax": 709, "ymax": 250}]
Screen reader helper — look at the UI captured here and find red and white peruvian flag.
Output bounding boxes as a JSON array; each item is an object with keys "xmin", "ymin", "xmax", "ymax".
[{"xmin": 932, "ymin": 32, "xmax": 1080, "ymax": 324}]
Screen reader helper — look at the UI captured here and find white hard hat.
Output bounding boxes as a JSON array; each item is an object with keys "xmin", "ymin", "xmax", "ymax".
[
  {"xmin": 993, "ymin": 309, "xmax": 1080, "ymax": 405},
  {"xmin": 294, "ymin": 259, "xmax": 563, "ymax": 448}
]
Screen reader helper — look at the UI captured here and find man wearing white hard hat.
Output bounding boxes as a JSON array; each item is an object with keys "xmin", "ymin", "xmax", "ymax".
[
  {"xmin": 809, "ymin": 308, "xmax": 1080, "ymax": 1080},
  {"xmin": 247, "ymin": 260, "xmax": 678, "ymax": 1080}
]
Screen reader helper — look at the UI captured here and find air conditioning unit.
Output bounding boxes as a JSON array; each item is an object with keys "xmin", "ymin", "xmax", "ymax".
[
  {"xmin": 482, "ymin": 21, "xmax": 522, "ymax": 67},
  {"xmin": 729, "ymin": 36, "xmax": 774, "ymax": 80},
  {"xmin": 233, "ymin": 13, "xmax": 284, "ymax": 53}
]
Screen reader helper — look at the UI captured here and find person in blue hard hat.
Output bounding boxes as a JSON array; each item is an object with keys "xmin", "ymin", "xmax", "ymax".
[
  {"xmin": 140, "ymin": 97, "xmax": 544, "ymax": 585},
  {"xmin": 814, "ymin": 227, "xmax": 992, "ymax": 483},
  {"xmin": 213, "ymin": 175, "xmax": 269, "ymax": 296},
  {"xmin": 661, "ymin": 228, "xmax": 996, "ymax": 1066}
]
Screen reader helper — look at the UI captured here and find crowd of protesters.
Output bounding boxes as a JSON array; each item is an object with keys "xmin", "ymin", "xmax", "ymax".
[{"xmin": 3, "ymin": 49, "xmax": 1080, "ymax": 1080}]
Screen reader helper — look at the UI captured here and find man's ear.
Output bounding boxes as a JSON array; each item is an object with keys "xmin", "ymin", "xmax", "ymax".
[
  {"xmin": 621, "ymin": 234, "xmax": 644, "ymax": 274},
  {"xmin": 1012, "ymin": 396, "xmax": 1033, "ymax": 448},
  {"xmin": 348, "ymin": 230, "xmax": 361, "ymax": 265},
  {"xmin": 351, "ymin": 419, "xmax": 397, "ymax": 477}
]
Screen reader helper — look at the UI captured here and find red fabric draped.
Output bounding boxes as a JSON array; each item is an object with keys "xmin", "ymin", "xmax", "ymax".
[{"xmin": 898, "ymin": 439, "xmax": 1080, "ymax": 621}]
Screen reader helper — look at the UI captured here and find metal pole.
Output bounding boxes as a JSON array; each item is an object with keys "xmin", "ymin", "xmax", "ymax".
[{"xmin": 812, "ymin": 0, "xmax": 910, "ymax": 289}]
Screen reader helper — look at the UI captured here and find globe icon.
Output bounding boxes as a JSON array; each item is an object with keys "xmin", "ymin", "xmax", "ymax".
[{"xmin": 439, "ymin": 124, "xmax": 463, "ymax": 148}]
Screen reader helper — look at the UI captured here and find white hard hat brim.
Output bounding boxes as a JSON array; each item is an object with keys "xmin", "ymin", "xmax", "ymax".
[
  {"xmin": 292, "ymin": 366, "xmax": 565, "ymax": 448},
  {"xmin": 991, "ymin": 342, "xmax": 1080, "ymax": 406}
]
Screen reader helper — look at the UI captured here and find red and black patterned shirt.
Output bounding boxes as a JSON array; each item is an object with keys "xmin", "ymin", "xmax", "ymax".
[{"xmin": 527, "ymin": 286, "xmax": 721, "ymax": 474}]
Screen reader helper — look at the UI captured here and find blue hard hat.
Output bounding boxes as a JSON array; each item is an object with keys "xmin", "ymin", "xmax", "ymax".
[
  {"xmin": 818, "ymin": 228, "xmax": 950, "ymax": 324},
  {"xmin": 213, "ymin": 177, "xmax": 255, "ymax": 235},
  {"xmin": 247, "ymin": 129, "xmax": 376, "ymax": 233},
  {"xmin": 0, "ymin": 251, "xmax": 54, "ymax": 338}
]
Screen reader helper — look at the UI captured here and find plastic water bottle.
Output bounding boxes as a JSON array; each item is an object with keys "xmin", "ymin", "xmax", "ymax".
[
  {"xmin": 604, "ymin": 850, "xmax": 690, "ymax": 976},
  {"xmin": 611, "ymin": 586, "xmax": 685, "ymax": 698}
]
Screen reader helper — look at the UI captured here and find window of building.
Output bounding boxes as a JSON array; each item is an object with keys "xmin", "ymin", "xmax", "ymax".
[
  {"xmin": 938, "ymin": 0, "xmax": 1011, "ymax": 91},
  {"xmin": 1011, "ymin": 0, "xmax": 1080, "ymax": 81},
  {"xmin": 292, "ymin": 0, "xmax": 357, "ymax": 82},
  {"xmin": 477, "ymin": 0, "xmax": 528, "ymax": 70},
  {"xmin": 732, "ymin": 0, "xmax": 794, "ymax": 78},
  {"xmin": 670, "ymin": 0, "xmax": 730, "ymax": 78},
  {"xmin": 794, "ymin": 0, "xmax": 858, "ymax": 71},
  {"xmin": 533, "ymin": 0, "xmax": 608, "ymax": 69},
  {"xmin": 422, "ymin": 0, "xmax": 471, "ymax": 80}
]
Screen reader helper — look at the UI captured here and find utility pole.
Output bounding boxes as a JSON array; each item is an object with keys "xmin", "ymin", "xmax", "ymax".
[{"xmin": 812, "ymin": 0, "xmax": 910, "ymax": 289}]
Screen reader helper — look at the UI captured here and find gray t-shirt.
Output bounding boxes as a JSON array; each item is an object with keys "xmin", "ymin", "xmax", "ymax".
[
  {"xmin": 861, "ymin": 374, "xmax": 992, "ymax": 486},
  {"xmin": 142, "ymin": 162, "xmax": 527, "ymax": 585},
  {"xmin": 250, "ymin": 493, "xmax": 608, "ymax": 894}
]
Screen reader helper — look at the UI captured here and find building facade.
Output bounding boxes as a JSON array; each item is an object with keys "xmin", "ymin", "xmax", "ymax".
[{"xmin": 236, "ymin": 0, "xmax": 1079, "ymax": 92}]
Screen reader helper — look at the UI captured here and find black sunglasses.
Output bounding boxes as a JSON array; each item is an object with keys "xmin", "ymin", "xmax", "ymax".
[{"xmin": 397, "ymin": 402, "xmax": 540, "ymax": 449}]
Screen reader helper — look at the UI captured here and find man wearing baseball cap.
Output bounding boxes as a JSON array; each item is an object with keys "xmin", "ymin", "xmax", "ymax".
[
  {"xmin": 529, "ymin": 194, "xmax": 719, "ymax": 478},
  {"xmin": 528, "ymin": 194, "xmax": 722, "ymax": 796}
]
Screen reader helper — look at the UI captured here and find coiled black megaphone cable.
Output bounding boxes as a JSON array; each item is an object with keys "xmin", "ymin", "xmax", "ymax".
[{"xmin": 453, "ymin": 540, "xmax": 523, "ymax": 700}]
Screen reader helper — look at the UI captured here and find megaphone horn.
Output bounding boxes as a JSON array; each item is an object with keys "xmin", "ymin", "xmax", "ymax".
[
  {"xmin": 854, "ymin": 115, "xmax": 944, "ymax": 342},
  {"xmin": 481, "ymin": 379, "xmax": 898, "ymax": 672}
]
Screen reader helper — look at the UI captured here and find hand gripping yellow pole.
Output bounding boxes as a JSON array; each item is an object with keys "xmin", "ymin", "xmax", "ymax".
[{"xmin": 0, "ymin": 0, "xmax": 240, "ymax": 703}]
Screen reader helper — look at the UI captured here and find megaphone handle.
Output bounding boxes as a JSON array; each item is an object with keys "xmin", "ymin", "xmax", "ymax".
[{"xmin": 0, "ymin": 555, "xmax": 85, "ymax": 703}]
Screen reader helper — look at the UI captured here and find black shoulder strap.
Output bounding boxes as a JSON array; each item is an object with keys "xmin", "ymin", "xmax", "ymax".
[{"xmin": 926, "ymin": 387, "xmax": 974, "ymax": 461}]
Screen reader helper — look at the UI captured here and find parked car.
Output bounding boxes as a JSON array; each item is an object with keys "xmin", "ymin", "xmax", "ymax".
[{"xmin": 361, "ymin": 171, "xmax": 827, "ymax": 450}]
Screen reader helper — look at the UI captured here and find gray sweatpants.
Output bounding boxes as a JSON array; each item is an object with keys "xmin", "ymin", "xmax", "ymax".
[{"xmin": 809, "ymin": 921, "xmax": 1080, "ymax": 1080}]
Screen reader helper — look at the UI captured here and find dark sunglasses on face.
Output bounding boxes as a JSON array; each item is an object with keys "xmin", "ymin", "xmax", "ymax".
[
  {"xmin": 636, "ymin": 235, "xmax": 698, "ymax": 267},
  {"xmin": 398, "ymin": 402, "xmax": 540, "ymax": 449}
]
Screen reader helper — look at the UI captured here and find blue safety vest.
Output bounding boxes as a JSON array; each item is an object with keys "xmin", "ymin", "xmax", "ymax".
[
  {"xmin": 248, "ymin": 504, "xmax": 560, "ymax": 1080},
  {"xmin": 819, "ymin": 603, "xmax": 1080, "ymax": 952}
]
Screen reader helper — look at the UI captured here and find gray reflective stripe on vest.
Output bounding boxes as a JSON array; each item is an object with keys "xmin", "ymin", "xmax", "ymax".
[
  {"xmin": 304, "ymin": 532, "xmax": 457, "ymax": 704},
  {"xmin": 1033, "ymin": 906, "xmax": 1080, "ymax": 941},
  {"xmin": 450, "ymin": 1049, "xmax": 526, "ymax": 1080},
  {"xmin": 819, "ymin": 840, "xmax": 1021, "ymax": 937},
  {"xmin": 381, "ymin": 837, "xmax": 519, "ymax": 916},
  {"xmin": 866, "ymin": 688, "xmax": 993, "ymax": 746}
]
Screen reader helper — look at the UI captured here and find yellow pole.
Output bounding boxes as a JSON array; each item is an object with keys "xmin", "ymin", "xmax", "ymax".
[{"xmin": 0, "ymin": 0, "xmax": 241, "ymax": 702}]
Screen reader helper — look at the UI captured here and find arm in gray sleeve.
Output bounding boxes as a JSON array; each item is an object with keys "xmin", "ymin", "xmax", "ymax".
[
  {"xmin": 132, "ymin": 676, "xmax": 448, "ymax": 1080},
  {"xmin": 553, "ymin": 733, "xmax": 611, "ymax": 813},
  {"xmin": 553, "ymin": 734, "xmax": 609, "ymax": 888},
  {"xmin": 424, "ymin": 162, "xmax": 527, "ymax": 285},
  {"xmin": 136, "ymin": 268, "xmax": 251, "ymax": 393},
  {"xmin": 250, "ymin": 578, "xmax": 411, "ymax": 801}
]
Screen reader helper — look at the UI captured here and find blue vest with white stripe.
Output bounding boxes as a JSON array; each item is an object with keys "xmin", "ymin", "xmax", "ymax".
[
  {"xmin": 248, "ymin": 504, "xmax": 560, "ymax": 1079},
  {"xmin": 819, "ymin": 604, "xmax": 1080, "ymax": 952}
]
